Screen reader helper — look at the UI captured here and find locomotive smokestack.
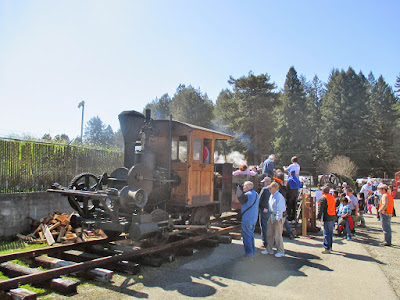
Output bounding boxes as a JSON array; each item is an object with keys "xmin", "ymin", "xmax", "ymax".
[
  {"xmin": 118, "ymin": 110, "xmax": 146, "ymax": 169},
  {"xmin": 145, "ymin": 109, "xmax": 151, "ymax": 122}
]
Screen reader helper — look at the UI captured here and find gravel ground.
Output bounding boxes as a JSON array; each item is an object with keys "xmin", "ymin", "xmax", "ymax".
[
  {"xmin": 37, "ymin": 199, "xmax": 400, "ymax": 300},
  {"xmin": 351, "ymin": 198, "xmax": 400, "ymax": 298}
]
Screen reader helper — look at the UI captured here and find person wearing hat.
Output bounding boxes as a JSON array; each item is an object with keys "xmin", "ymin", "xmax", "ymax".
[
  {"xmin": 236, "ymin": 181, "xmax": 260, "ymax": 258},
  {"xmin": 317, "ymin": 185, "xmax": 338, "ymax": 253},
  {"xmin": 259, "ymin": 177, "xmax": 272, "ymax": 250},
  {"xmin": 377, "ymin": 184, "xmax": 394, "ymax": 246}
]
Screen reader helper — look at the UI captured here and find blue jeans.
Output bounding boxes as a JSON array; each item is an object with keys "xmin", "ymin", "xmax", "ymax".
[
  {"xmin": 381, "ymin": 214, "xmax": 392, "ymax": 244},
  {"xmin": 323, "ymin": 221, "xmax": 335, "ymax": 250},
  {"xmin": 259, "ymin": 210, "xmax": 270, "ymax": 247},
  {"xmin": 345, "ymin": 217, "xmax": 351, "ymax": 239},
  {"xmin": 242, "ymin": 223, "xmax": 256, "ymax": 257}
]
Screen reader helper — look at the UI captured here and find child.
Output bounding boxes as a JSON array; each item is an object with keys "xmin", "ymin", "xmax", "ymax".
[
  {"xmin": 339, "ymin": 197, "xmax": 352, "ymax": 240},
  {"xmin": 357, "ymin": 193, "xmax": 366, "ymax": 227},
  {"xmin": 367, "ymin": 193, "xmax": 374, "ymax": 214}
]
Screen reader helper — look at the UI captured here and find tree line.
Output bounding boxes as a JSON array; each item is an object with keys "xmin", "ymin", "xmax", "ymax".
[
  {"xmin": 146, "ymin": 67, "xmax": 400, "ymax": 178},
  {"xmin": 15, "ymin": 66, "xmax": 399, "ymax": 178}
]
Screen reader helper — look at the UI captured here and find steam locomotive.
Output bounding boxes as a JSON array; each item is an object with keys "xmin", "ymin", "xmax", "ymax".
[{"xmin": 49, "ymin": 109, "xmax": 234, "ymax": 245}]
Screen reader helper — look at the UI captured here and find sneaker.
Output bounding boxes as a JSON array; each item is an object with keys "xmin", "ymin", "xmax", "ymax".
[
  {"xmin": 261, "ymin": 250, "xmax": 274, "ymax": 255},
  {"xmin": 347, "ymin": 237, "xmax": 352, "ymax": 241},
  {"xmin": 380, "ymin": 242, "xmax": 392, "ymax": 246},
  {"xmin": 322, "ymin": 248, "xmax": 331, "ymax": 254},
  {"xmin": 274, "ymin": 252, "xmax": 285, "ymax": 258}
]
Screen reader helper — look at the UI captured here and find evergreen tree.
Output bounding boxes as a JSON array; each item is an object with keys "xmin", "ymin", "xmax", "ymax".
[
  {"xmin": 366, "ymin": 76, "xmax": 399, "ymax": 176},
  {"xmin": 215, "ymin": 71, "xmax": 278, "ymax": 164},
  {"xmin": 84, "ymin": 116, "xmax": 115, "ymax": 147},
  {"xmin": 303, "ymin": 75, "xmax": 325, "ymax": 173},
  {"xmin": 170, "ymin": 84, "xmax": 214, "ymax": 128},
  {"xmin": 273, "ymin": 67, "xmax": 311, "ymax": 171},
  {"xmin": 395, "ymin": 73, "xmax": 400, "ymax": 99},
  {"xmin": 144, "ymin": 93, "xmax": 171, "ymax": 119},
  {"xmin": 319, "ymin": 67, "xmax": 370, "ymax": 176}
]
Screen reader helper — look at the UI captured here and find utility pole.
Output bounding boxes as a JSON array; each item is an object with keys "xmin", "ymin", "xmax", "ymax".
[{"xmin": 77, "ymin": 101, "xmax": 85, "ymax": 145}]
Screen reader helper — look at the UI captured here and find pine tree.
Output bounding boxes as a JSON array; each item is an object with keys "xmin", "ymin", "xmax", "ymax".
[
  {"xmin": 215, "ymin": 71, "xmax": 279, "ymax": 164},
  {"xmin": 366, "ymin": 76, "xmax": 399, "ymax": 176},
  {"xmin": 319, "ymin": 68, "xmax": 370, "ymax": 176},
  {"xmin": 144, "ymin": 93, "xmax": 171, "ymax": 120},
  {"xmin": 273, "ymin": 67, "xmax": 311, "ymax": 171},
  {"xmin": 170, "ymin": 85, "xmax": 214, "ymax": 128}
]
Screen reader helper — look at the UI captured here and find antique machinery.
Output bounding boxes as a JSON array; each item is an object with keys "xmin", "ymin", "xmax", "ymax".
[{"xmin": 48, "ymin": 109, "xmax": 233, "ymax": 245}]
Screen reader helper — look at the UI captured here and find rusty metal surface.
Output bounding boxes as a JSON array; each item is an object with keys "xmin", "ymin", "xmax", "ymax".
[{"xmin": 0, "ymin": 225, "xmax": 239, "ymax": 291}]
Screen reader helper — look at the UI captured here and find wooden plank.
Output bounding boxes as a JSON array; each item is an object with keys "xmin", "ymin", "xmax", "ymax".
[{"xmin": 41, "ymin": 224, "xmax": 55, "ymax": 246}]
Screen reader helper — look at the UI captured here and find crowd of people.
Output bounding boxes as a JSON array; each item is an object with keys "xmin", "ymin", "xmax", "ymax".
[{"xmin": 233, "ymin": 154, "xmax": 396, "ymax": 259}]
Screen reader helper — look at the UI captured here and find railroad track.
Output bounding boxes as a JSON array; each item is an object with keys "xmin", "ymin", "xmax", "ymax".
[{"xmin": 0, "ymin": 217, "xmax": 241, "ymax": 298}]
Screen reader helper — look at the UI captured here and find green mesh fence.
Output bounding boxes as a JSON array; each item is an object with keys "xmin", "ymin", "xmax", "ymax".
[{"xmin": 0, "ymin": 138, "xmax": 124, "ymax": 193}]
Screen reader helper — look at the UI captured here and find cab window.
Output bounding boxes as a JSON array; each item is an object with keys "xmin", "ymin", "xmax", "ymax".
[{"xmin": 171, "ymin": 136, "xmax": 188, "ymax": 162}]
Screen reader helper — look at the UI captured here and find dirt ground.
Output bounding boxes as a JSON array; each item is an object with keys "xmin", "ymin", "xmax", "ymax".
[{"xmin": 37, "ymin": 200, "xmax": 400, "ymax": 300}]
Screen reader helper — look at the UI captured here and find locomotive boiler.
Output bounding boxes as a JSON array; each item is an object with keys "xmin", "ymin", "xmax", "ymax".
[{"xmin": 48, "ymin": 109, "xmax": 234, "ymax": 245}]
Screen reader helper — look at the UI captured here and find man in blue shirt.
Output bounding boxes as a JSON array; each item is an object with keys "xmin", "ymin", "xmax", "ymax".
[
  {"xmin": 262, "ymin": 154, "xmax": 276, "ymax": 177},
  {"xmin": 237, "ymin": 181, "xmax": 259, "ymax": 258}
]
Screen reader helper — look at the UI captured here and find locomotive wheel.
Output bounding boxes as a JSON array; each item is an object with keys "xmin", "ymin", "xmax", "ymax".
[{"xmin": 67, "ymin": 173, "xmax": 99, "ymax": 217}]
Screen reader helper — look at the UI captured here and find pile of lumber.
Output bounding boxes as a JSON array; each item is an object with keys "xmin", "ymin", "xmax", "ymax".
[{"xmin": 17, "ymin": 211, "xmax": 107, "ymax": 246}]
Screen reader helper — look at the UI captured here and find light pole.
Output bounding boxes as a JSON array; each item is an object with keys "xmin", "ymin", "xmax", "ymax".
[{"xmin": 77, "ymin": 101, "xmax": 85, "ymax": 145}]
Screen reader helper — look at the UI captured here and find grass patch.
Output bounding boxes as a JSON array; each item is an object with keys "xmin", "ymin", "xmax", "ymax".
[{"xmin": 0, "ymin": 242, "xmax": 47, "ymax": 256}]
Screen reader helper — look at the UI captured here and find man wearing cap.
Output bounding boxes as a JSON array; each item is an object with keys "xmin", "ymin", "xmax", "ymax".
[
  {"xmin": 265, "ymin": 182, "xmax": 286, "ymax": 258},
  {"xmin": 360, "ymin": 181, "xmax": 373, "ymax": 207},
  {"xmin": 377, "ymin": 184, "xmax": 394, "ymax": 246},
  {"xmin": 236, "ymin": 181, "xmax": 260, "ymax": 258},
  {"xmin": 259, "ymin": 177, "xmax": 271, "ymax": 250},
  {"xmin": 262, "ymin": 154, "xmax": 276, "ymax": 178},
  {"xmin": 317, "ymin": 186, "xmax": 337, "ymax": 253}
]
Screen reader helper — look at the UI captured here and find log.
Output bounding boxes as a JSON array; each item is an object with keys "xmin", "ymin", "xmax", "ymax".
[{"xmin": 0, "ymin": 262, "xmax": 78, "ymax": 295}]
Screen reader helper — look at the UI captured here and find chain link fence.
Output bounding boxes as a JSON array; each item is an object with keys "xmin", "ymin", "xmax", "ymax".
[{"xmin": 0, "ymin": 138, "xmax": 124, "ymax": 193}]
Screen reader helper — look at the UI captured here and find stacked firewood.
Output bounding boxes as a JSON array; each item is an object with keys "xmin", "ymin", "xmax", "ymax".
[{"xmin": 17, "ymin": 211, "xmax": 107, "ymax": 245}]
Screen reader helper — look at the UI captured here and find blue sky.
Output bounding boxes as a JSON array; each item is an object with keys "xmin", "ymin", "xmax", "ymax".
[{"xmin": 0, "ymin": 0, "xmax": 399, "ymax": 140}]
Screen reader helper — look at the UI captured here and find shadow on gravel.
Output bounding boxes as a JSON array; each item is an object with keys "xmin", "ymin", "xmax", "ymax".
[
  {"xmin": 101, "ymin": 241, "xmax": 334, "ymax": 298},
  {"xmin": 332, "ymin": 250, "xmax": 385, "ymax": 264}
]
